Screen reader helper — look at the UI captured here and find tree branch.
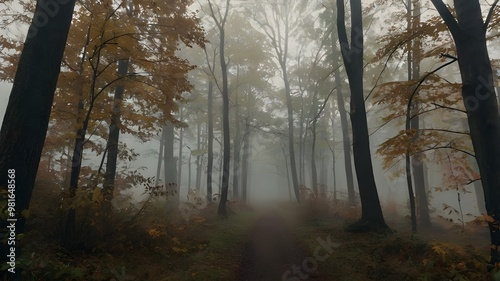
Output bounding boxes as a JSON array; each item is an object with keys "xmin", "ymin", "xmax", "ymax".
[
  {"xmin": 430, "ymin": 0, "xmax": 460, "ymax": 37},
  {"xmin": 485, "ymin": 0, "xmax": 500, "ymax": 31}
]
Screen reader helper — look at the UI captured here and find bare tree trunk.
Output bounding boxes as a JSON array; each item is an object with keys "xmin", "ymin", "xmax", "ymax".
[
  {"xmin": 337, "ymin": 0, "xmax": 387, "ymax": 228},
  {"xmin": 311, "ymin": 103, "xmax": 318, "ymax": 195},
  {"xmin": 0, "ymin": 0, "xmax": 76, "ymax": 278},
  {"xmin": 177, "ymin": 106, "xmax": 184, "ymax": 190},
  {"xmin": 196, "ymin": 122, "xmax": 202, "ymax": 190},
  {"xmin": 206, "ymin": 0, "xmax": 232, "ymax": 217},
  {"xmin": 330, "ymin": 24, "xmax": 355, "ymax": 206},
  {"xmin": 330, "ymin": 115, "xmax": 338, "ymax": 202},
  {"xmin": 232, "ymin": 89, "xmax": 241, "ymax": 199},
  {"xmin": 156, "ymin": 127, "xmax": 165, "ymax": 186},
  {"xmin": 241, "ymin": 121, "xmax": 250, "ymax": 203},
  {"xmin": 408, "ymin": 0, "xmax": 430, "ymax": 228},
  {"xmin": 163, "ymin": 122, "xmax": 178, "ymax": 208},
  {"xmin": 103, "ymin": 59, "xmax": 129, "ymax": 209},
  {"xmin": 431, "ymin": 0, "xmax": 500, "ymax": 263},
  {"xmin": 207, "ymin": 81, "xmax": 214, "ymax": 202}
]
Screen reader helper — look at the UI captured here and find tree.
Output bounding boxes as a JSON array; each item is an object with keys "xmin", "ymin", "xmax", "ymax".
[
  {"xmin": 103, "ymin": 59, "xmax": 129, "ymax": 210},
  {"xmin": 251, "ymin": 0, "xmax": 308, "ymax": 204},
  {"xmin": 431, "ymin": 0, "xmax": 500, "ymax": 264},
  {"xmin": 336, "ymin": 0, "xmax": 387, "ymax": 229},
  {"xmin": 207, "ymin": 80, "xmax": 214, "ymax": 202},
  {"xmin": 205, "ymin": 0, "xmax": 231, "ymax": 217},
  {"xmin": 0, "ymin": 0, "xmax": 77, "ymax": 278}
]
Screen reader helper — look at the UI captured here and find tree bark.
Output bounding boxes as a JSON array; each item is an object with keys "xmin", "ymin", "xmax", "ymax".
[
  {"xmin": 311, "ymin": 103, "xmax": 318, "ymax": 195},
  {"xmin": 163, "ymin": 122, "xmax": 178, "ymax": 208},
  {"xmin": 431, "ymin": 0, "xmax": 500, "ymax": 264},
  {"xmin": 177, "ymin": 106, "xmax": 184, "ymax": 190},
  {"xmin": 103, "ymin": 59, "xmax": 129, "ymax": 209},
  {"xmin": 336, "ymin": 0, "xmax": 387, "ymax": 228},
  {"xmin": 409, "ymin": 0, "xmax": 430, "ymax": 227},
  {"xmin": 0, "ymin": 0, "xmax": 76, "ymax": 278},
  {"xmin": 331, "ymin": 29, "xmax": 355, "ymax": 207},
  {"xmin": 207, "ymin": 81, "xmax": 214, "ymax": 202},
  {"xmin": 232, "ymin": 88, "xmax": 241, "ymax": 199},
  {"xmin": 196, "ymin": 122, "xmax": 202, "ymax": 190},
  {"xmin": 207, "ymin": 0, "xmax": 231, "ymax": 217},
  {"xmin": 155, "ymin": 125, "xmax": 165, "ymax": 186}
]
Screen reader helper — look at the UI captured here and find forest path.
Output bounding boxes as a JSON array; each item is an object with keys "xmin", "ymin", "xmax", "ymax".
[{"xmin": 235, "ymin": 208, "xmax": 321, "ymax": 281}]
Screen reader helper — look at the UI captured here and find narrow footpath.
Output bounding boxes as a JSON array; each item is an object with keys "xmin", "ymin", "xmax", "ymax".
[{"xmin": 235, "ymin": 209, "xmax": 321, "ymax": 281}]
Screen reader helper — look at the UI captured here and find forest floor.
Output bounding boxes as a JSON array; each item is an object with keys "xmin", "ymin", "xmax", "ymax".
[
  {"xmin": 19, "ymin": 198, "xmax": 497, "ymax": 281},
  {"xmin": 235, "ymin": 207, "xmax": 320, "ymax": 281}
]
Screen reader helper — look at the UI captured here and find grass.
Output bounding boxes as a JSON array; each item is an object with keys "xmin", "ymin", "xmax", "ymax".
[
  {"xmin": 19, "ymin": 200, "xmax": 259, "ymax": 281},
  {"xmin": 16, "ymin": 187, "xmax": 496, "ymax": 281},
  {"xmin": 289, "ymin": 201, "xmax": 492, "ymax": 281}
]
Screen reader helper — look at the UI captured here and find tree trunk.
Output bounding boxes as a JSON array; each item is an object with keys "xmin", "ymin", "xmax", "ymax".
[
  {"xmin": 232, "ymin": 90, "xmax": 241, "ymax": 199},
  {"xmin": 331, "ymin": 114, "xmax": 338, "ymax": 202},
  {"xmin": 163, "ymin": 122, "xmax": 178, "ymax": 208},
  {"xmin": 177, "ymin": 106, "xmax": 184, "ymax": 190},
  {"xmin": 103, "ymin": 59, "xmax": 129, "ymax": 209},
  {"xmin": 207, "ymin": 81, "xmax": 214, "ymax": 202},
  {"xmin": 0, "ymin": 0, "xmax": 76, "ymax": 278},
  {"xmin": 241, "ymin": 117, "xmax": 251, "ymax": 203},
  {"xmin": 298, "ymin": 100, "xmax": 305, "ymax": 185},
  {"xmin": 196, "ymin": 122, "xmax": 201, "ymax": 190},
  {"xmin": 311, "ymin": 111, "xmax": 318, "ymax": 195},
  {"xmin": 282, "ymin": 64, "xmax": 301, "ymax": 204},
  {"xmin": 337, "ymin": 0, "xmax": 387, "ymax": 228},
  {"xmin": 404, "ymin": 0, "xmax": 417, "ymax": 234},
  {"xmin": 282, "ymin": 145, "xmax": 292, "ymax": 202},
  {"xmin": 155, "ymin": 125, "xmax": 165, "ymax": 186},
  {"xmin": 218, "ymin": 26, "xmax": 231, "ymax": 217},
  {"xmin": 431, "ymin": 0, "xmax": 500, "ymax": 264},
  {"xmin": 331, "ymin": 24, "xmax": 355, "ymax": 206},
  {"xmin": 409, "ymin": 0, "xmax": 430, "ymax": 227}
]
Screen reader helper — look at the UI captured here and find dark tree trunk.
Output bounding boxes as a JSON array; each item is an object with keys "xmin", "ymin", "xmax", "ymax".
[
  {"xmin": 409, "ymin": 0, "xmax": 430, "ymax": 227},
  {"xmin": 177, "ymin": 106, "xmax": 184, "ymax": 190},
  {"xmin": 241, "ymin": 118, "xmax": 251, "ymax": 203},
  {"xmin": 196, "ymin": 122, "xmax": 202, "ymax": 190},
  {"xmin": 337, "ymin": 0, "xmax": 387, "ymax": 228},
  {"xmin": 311, "ymin": 108, "xmax": 318, "ymax": 195},
  {"xmin": 282, "ymin": 64, "xmax": 302, "ymax": 204},
  {"xmin": 0, "ymin": 0, "xmax": 76, "ymax": 278},
  {"xmin": 431, "ymin": 0, "xmax": 500, "ymax": 264},
  {"xmin": 298, "ymin": 101, "xmax": 305, "ymax": 185},
  {"xmin": 155, "ymin": 126, "xmax": 165, "ymax": 186},
  {"xmin": 330, "ymin": 114, "xmax": 338, "ymax": 202},
  {"xmin": 232, "ymin": 91, "xmax": 241, "ymax": 199},
  {"xmin": 282, "ymin": 145, "xmax": 292, "ymax": 201},
  {"xmin": 164, "ymin": 122, "xmax": 178, "ymax": 208},
  {"xmin": 331, "ymin": 25, "xmax": 355, "ymax": 206},
  {"xmin": 207, "ymin": 81, "xmax": 214, "ymax": 202},
  {"xmin": 218, "ymin": 30, "xmax": 231, "ymax": 216},
  {"xmin": 103, "ymin": 59, "xmax": 129, "ymax": 209},
  {"xmin": 404, "ymin": 0, "xmax": 417, "ymax": 234}
]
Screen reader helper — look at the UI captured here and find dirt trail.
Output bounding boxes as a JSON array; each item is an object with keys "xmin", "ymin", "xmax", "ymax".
[{"xmin": 235, "ymin": 209, "xmax": 320, "ymax": 281}]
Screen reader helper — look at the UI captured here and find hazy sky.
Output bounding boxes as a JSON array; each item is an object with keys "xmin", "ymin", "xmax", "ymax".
[{"xmin": 0, "ymin": 82, "xmax": 11, "ymax": 126}]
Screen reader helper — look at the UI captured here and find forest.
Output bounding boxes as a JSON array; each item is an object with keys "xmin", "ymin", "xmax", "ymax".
[{"xmin": 0, "ymin": 0, "xmax": 500, "ymax": 280}]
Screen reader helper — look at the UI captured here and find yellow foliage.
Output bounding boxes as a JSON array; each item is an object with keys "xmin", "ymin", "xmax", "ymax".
[
  {"xmin": 92, "ymin": 187, "xmax": 104, "ymax": 204},
  {"xmin": 172, "ymin": 246, "xmax": 188, "ymax": 253},
  {"xmin": 148, "ymin": 228, "xmax": 165, "ymax": 238}
]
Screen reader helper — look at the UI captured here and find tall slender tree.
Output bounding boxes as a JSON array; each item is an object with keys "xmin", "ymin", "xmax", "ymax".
[
  {"xmin": 336, "ymin": 0, "xmax": 387, "ymax": 229},
  {"xmin": 206, "ymin": 0, "xmax": 231, "ymax": 217},
  {"xmin": 431, "ymin": 0, "xmax": 500, "ymax": 264},
  {"xmin": 0, "ymin": 0, "xmax": 77, "ymax": 278},
  {"xmin": 251, "ymin": 0, "xmax": 308, "ymax": 204}
]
